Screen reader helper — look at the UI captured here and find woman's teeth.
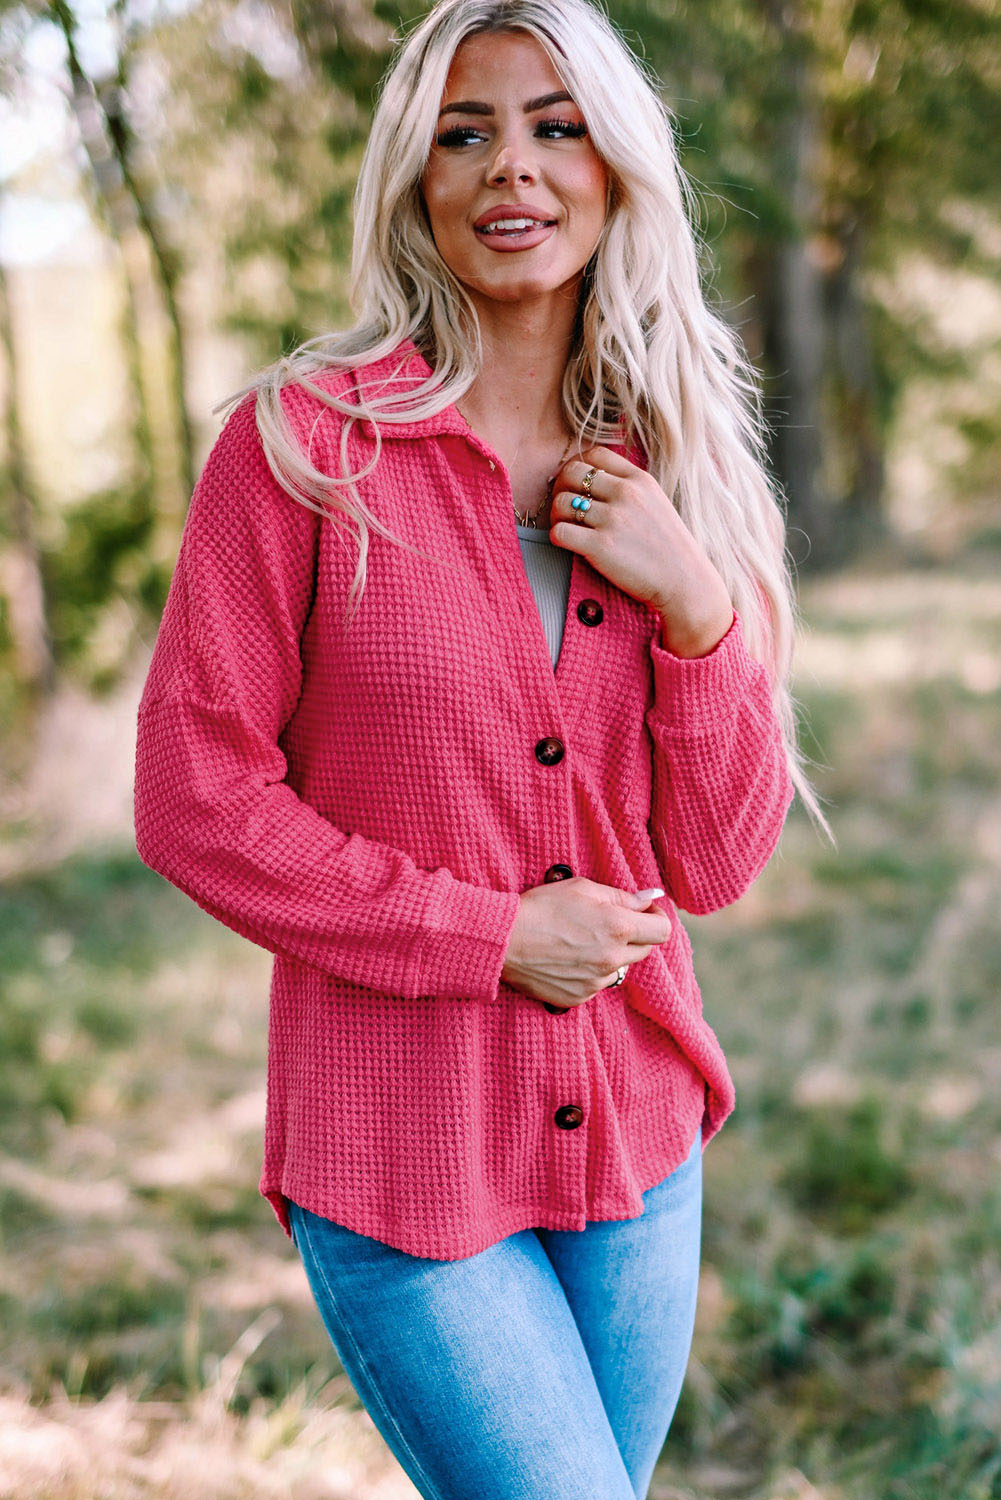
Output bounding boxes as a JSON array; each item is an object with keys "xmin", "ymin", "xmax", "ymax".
[{"xmin": 479, "ymin": 218, "xmax": 552, "ymax": 234}]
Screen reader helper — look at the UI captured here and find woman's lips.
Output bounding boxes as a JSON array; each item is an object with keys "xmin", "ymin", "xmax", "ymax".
[{"xmin": 474, "ymin": 218, "xmax": 557, "ymax": 252}]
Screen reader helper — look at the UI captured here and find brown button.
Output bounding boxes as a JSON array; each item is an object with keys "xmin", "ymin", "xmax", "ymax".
[
  {"xmin": 542, "ymin": 1001, "xmax": 571, "ymax": 1015},
  {"xmin": 554, "ymin": 1104, "xmax": 584, "ymax": 1129},
  {"xmin": 535, "ymin": 737, "xmax": 565, "ymax": 766},
  {"xmin": 544, "ymin": 863, "xmax": 573, "ymax": 882},
  {"xmin": 577, "ymin": 598, "xmax": 603, "ymax": 626}
]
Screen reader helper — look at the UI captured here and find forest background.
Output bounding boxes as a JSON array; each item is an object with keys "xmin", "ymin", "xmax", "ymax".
[{"xmin": 1, "ymin": 1, "xmax": 1000, "ymax": 1497}]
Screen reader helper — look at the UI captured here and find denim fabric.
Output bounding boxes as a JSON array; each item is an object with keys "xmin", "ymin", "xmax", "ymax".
[{"xmin": 287, "ymin": 1130, "xmax": 702, "ymax": 1500}]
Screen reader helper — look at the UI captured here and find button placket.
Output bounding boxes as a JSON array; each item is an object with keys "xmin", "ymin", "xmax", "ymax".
[
  {"xmin": 545, "ymin": 979, "xmax": 591, "ymax": 1218},
  {"xmin": 540, "ymin": 863, "xmax": 575, "ymax": 1014},
  {"xmin": 460, "ymin": 435, "xmax": 595, "ymax": 740},
  {"xmin": 532, "ymin": 736, "xmax": 571, "ymax": 1009},
  {"xmin": 462, "ymin": 439, "xmax": 587, "ymax": 1053}
]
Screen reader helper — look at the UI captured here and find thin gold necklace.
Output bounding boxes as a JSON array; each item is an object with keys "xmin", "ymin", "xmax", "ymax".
[
  {"xmin": 513, "ymin": 435, "xmax": 576, "ymax": 529},
  {"xmin": 454, "ymin": 404, "xmax": 576, "ymax": 529}
]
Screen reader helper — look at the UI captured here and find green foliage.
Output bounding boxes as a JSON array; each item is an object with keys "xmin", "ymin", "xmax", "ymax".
[
  {"xmin": 0, "ymin": 848, "xmax": 175, "ymax": 977},
  {"xmin": 0, "ymin": 853, "xmax": 193, "ymax": 1143},
  {"xmin": 781, "ymin": 1097, "xmax": 912, "ymax": 1231},
  {"xmin": 133, "ymin": 1180, "xmax": 266, "ymax": 1232},
  {"xmin": 32, "ymin": 1273, "xmax": 188, "ymax": 1342},
  {"xmin": 2, "ymin": 0, "xmax": 997, "ymax": 708},
  {"xmin": 728, "ymin": 1236, "xmax": 901, "ymax": 1377},
  {"xmin": 41, "ymin": 480, "xmax": 167, "ymax": 673},
  {"xmin": 603, "ymin": 0, "xmax": 1001, "ymax": 531}
]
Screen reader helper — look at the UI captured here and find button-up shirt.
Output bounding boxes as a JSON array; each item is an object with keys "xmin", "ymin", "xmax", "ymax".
[{"xmin": 134, "ymin": 339, "xmax": 794, "ymax": 1259}]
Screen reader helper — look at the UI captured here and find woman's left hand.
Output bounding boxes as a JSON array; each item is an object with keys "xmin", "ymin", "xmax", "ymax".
[{"xmin": 549, "ymin": 445, "xmax": 735, "ymax": 659}]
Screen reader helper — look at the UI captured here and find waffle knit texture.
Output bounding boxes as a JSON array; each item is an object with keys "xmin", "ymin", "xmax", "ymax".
[{"xmin": 134, "ymin": 338, "xmax": 794, "ymax": 1260}]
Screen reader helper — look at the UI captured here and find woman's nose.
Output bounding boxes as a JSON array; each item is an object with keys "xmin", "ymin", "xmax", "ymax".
[{"xmin": 486, "ymin": 140, "xmax": 538, "ymax": 187}]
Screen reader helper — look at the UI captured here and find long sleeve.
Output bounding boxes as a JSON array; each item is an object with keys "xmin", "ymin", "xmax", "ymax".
[
  {"xmin": 134, "ymin": 392, "xmax": 521, "ymax": 1000},
  {"xmin": 643, "ymin": 610, "xmax": 794, "ymax": 914}
]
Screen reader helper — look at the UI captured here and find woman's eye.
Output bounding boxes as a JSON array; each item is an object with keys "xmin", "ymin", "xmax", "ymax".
[
  {"xmin": 536, "ymin": 117, "xmax": 588, "ymax": 140},
  {"xmin": 435, "ymin": 117, "xmax": 588, "ymax": 149},
  {"xmin": 435, "ymin": 125, "xmax": 487, "ymax": 148}
]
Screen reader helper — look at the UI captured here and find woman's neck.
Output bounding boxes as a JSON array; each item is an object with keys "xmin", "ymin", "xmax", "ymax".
[{"xmin": 457, "ymin": 294, "xmax": 577, "ymax": 449}]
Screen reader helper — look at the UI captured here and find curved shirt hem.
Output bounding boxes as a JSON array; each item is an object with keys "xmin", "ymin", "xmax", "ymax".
[{"xmin": 263, "ymin": 1119, "xmax": 705, "ymax": 1261}]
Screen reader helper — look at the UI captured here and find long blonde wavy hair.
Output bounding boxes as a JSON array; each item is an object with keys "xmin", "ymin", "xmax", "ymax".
[{"xmin": 220, "ymin": 0, "xmax": 826, "ymax": 829}]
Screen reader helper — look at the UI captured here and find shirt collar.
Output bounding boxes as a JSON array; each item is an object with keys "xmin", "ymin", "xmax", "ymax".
[
  {"xmin": 340, "ymin": 339, "xmax": 472, "ymax": 442},
  {"xmin": 329, "ymin": 336, "xmax": 643, "ymax": 464}
]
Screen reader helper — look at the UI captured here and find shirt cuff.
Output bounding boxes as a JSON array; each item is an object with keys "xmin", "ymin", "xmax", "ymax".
[
  {"xmin": 409, "ymin": 881, "xmax": 523, "ymax": 1003},
  {"xmin": 647, "ymin": 609, "xmax": 762, "ymax": 734}
]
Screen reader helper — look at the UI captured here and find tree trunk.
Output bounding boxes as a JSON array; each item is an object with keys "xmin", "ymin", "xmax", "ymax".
[
  {"xmin": 102, "ymin": 5, "xmax": 196, "ymax": 499},
  {"xmin": 51, "ymin": 0, "xmax": 193, "ymax": 515},
  {"xmin": 756, "ymin": 0, "xmax": 834, "ymax": 566},
  {"xmin": 0, "ymin": 254, "xmax": 55, "ymax": 695},
  {"xmin": 824, "ymin": 217, "xmax": 886, "ymax": 550}
]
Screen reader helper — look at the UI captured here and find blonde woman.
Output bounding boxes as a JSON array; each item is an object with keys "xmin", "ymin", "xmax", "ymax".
[{"xmin": 135, "ymin": 0, "xmax": 817, "ymax": 1494}]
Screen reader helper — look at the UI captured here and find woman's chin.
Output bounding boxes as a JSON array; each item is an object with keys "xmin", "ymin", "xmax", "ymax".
[{"xmin": 467, "ymin": 271, "xmax": 583, "ymax": 311}]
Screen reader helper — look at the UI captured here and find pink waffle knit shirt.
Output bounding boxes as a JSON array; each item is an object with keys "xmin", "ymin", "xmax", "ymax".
[{"xmin": 134, "ymin": 338, "xmax": 794, "ymax": 1260}]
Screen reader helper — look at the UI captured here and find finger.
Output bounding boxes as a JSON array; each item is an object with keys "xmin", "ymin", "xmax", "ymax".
[
  {"xmin": 626, "ymin": 918, "xmax": 671, "ymax": 946},
  {"xmin": 551, "ymin": 487, "xmax": 607, "ymax": 526},
  {"xmin": 579, "ymin": 444, "xmax": 642, "ymax": 478},
  {"xmin": 554, "ymin": 460, "xmax": 619, "ymax": 502},
  {"xmin": 622, "ymin": 942, "xmax": 660, "ymax": 963},
  {"xmin": 549, "ymin": 518, "xmax": 597, "ymax": 549}
]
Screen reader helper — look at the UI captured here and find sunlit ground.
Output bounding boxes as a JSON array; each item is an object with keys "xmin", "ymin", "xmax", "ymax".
[{"xmin": 1, "ymin": 553, "xmax": 1000, "ymax": 1499}]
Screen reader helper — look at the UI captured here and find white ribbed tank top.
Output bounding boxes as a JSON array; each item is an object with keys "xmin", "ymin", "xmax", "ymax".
[{"xmin": 514, "ymin": 522, "xmax": 574, "ymax": 670}]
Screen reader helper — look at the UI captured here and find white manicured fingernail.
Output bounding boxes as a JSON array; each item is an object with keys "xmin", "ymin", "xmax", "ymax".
[{"xmin": 635, "ymin": 887, "xmax": 664, "ymax": 901}]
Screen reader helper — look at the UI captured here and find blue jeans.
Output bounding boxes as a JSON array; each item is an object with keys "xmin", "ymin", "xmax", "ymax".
[{"xmin": 286, "ymin": 1130, "xmax": 702, "ymax": 1500}]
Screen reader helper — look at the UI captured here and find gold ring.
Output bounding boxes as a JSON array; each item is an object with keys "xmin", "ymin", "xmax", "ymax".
[{"xmin": 581, "ymin": 466, "xmax": 598, "ymax": 498}]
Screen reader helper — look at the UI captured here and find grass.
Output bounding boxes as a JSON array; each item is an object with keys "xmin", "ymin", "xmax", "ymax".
[
  {"xmin": 655, "ymin": 561, "xmax": 1001, "ymax": 1500},
  {"xmin": 1, "ymin": 559, "xmax": 1000, "ymax": 1498}
]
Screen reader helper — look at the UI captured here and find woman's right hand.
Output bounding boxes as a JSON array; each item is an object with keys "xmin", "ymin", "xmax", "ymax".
[{"xmin": 500, "ymin": 878, "xmax": 670, "ymax": 1009}]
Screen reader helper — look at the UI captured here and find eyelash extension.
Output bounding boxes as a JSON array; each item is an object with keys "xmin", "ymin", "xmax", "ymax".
[
  {"xmin": 541, "ymin": 118, "xmax": 587, "ymax": 138},
  {"xmin": 435, "ymin": 118, "xmax": 588, "ymax": 148}
]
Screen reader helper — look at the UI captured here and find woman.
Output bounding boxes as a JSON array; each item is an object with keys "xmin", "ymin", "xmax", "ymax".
[{"xmin": 134, "ymin": 0, "xmax": 820, "ymax": 1495}]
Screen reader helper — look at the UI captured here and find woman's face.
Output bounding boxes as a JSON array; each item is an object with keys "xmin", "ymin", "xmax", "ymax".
[{"xmin": 421, "ymin": 30, "xmax": 609, "ymax": 313}]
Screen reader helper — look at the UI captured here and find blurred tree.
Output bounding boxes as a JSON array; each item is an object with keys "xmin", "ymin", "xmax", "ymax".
[
  {"xmin": 1, "ymin": 0, "xmax": 998, "ymax": 709},
  {"xmin": 0, "ymin": 13, "xmax": 55, "ymax": 701},
  {"xmin": 156, "ymin": 0, "xmax": 998, "ymax": 562},
  {"xmin": 609, "ymin": 0, "xmax": 1001, "ymax": 561},
  {"xmin": 0, "ymin": 220, "xmax": 54, "ymax": 697},
  {"xmin": 49, "ymin": 0, "xmax": 195, "ymax": 509}
]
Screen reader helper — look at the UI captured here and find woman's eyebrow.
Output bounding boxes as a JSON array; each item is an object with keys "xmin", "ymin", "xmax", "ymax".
[{"xmin": 437, "ymin": 90, "xmax": 575, "ymax": 118}]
